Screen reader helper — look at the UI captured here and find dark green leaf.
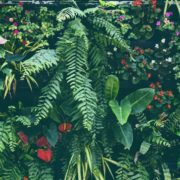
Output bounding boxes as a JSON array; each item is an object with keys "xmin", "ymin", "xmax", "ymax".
[{"xmin": 113, "ymin": 122, "xmax": 133, "ymax": 150}]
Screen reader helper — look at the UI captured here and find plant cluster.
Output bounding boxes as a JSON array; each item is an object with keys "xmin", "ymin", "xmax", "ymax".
[{"xmin": 0, "ymin": 1, "xmax": 179, "ymax": 180}]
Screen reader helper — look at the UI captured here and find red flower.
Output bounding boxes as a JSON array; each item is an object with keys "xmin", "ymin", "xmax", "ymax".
[
  {"xmin": 24, "ymin": 177, "xmax": 28, "ymax": 180},
  {"xmin": 167, "ymin": 104, "xmax": 171, "ymax": 109},
  {"xmin": 158, "ymin": 91, "xmax": 164, "ymax": 97},
  {"xmin": 17, "ymin": 131, "xmax": 28, "ymax": 144},
  {"xmin": 149, "ymin": 83, "xmax": 155, "ymax": 88},
  {"xmin": 58, "ymin": 123, "xmax": 72, "ymax": 133},
  {"xmin": 153, "ymin": 95, "xmax": 158, "ymax": 100},
  {"xmin": 132, "ymin": 0, "xmax": 143, "ymax": 6},
  {"xmin": 37, "ymin": 148, "xmax": 52, "ymax": 162},
  {"xmin": 139, "ymin": 49, "xmax": 144, "ymax": 55},
  {"xmin": 22, "ymin": 41, "xmax": 27, "ymax": 46},
  {"xmin": 13, "ymin": 29, "xmax": 19, "ymax": 36},
  {"xmin": 121, "ymin": 59, "xmax": 126, "ymax": 65},
  {"xmin": 151, "ymin": 0, "xmax": 157, "ymax": 10},
  {"xmin": 18, "ymin": 1, "xmax": 23, "ymax": 7},
  {"xmin": 167, "ymin": 91, "xmax": 173, "ymax": 97},
  {"xmin": 146, "ymin": 105, "xmax": 152, "ymax": 110},
  {"xmin": 147, "ymin": 73, "xmax": 152, "ymax": 79},
  {"xmin": 36, "ymin": 136, "xmax": 49, "ymax": 147}
]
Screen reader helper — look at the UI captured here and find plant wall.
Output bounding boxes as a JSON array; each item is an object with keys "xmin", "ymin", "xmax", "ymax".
[{"xmin": 0, "ymin": 0, "xmax": 179, "ymax": 179}]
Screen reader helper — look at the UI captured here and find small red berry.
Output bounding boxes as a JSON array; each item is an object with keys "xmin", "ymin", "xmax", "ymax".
[
  {"xmin": 167, "ymin": 104, "xmax": 171, "ymax": 109},
  {"xmin": 167, "ymin": 91, "xmax": 173, "ymax": 97},
  {"xmin": 158, "ymin": 91, "xmax": 164, "ymax": 97},
  {"xmin": 146, "ymin": 105, "xmax": 152, "ymax": 110},
  {"xmin": 121, "ymin": 59, "xmax": 126, "ymax": 65},
  {"xmin": 153, "ymin": 95, "xmax": 158, "ymax": 100},
  {"xmin": 149, "ymin": 83, "xmax": 155, "ymax": 88},
  {"xmin": 147, "ymin": 73, "xmax": 152, "ymax": 78}
]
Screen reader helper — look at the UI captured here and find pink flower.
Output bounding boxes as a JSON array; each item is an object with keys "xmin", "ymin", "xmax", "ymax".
[
  {"xmin": 13, "ymin": 22, "xmax": 18, "ymax": 26},
  {"xmin": 156, "ymin": 21, "xmax": 161, "ymax": 26},
  {"xmin": 165, "ymin": 12, "xmax": 173, "ymax": 17},
  {"xmin": 22, "ymin": 41, "xmax": 27, "ymax": 45},
  {"xmin": 13, "ymin": 29, "xmax": 19, "ymax": 36},
  {"xmin": 18, "ymin": 1, "xmax": 23, "ymax": 7},
  {"xmin": 0, "ymin": 36, "xmax": 7, "ymax": 45},
  {"xmin": 176, "ymin": 32, "xmax": 180, "ymax": 36}
]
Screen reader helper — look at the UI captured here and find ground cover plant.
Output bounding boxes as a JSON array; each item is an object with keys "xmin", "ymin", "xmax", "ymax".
[{"xmin": 0, "ymin": 0, "xmax": 179, "ymax": 179}]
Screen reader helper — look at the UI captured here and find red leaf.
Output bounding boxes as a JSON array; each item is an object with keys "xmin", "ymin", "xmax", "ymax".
[
  {"xmin": 58, "ymin": 123, "xmax": 72, "ymax": 133},
  {"xmin": 36, "ymin": 136, "xmax": 49, "ymax": 147},
  {"xmin": 17, "ymin": 131, "xmax": 28, "ymax": 144}
]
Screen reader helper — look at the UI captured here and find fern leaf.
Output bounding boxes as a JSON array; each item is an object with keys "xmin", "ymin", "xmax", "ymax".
[
  {"xmin": 33, "ymin": 66, "xmax": 63, "ymax": 125},
  {"xmin": 57, "ymin": 7, "xmax": 85, "ymax": 22}
]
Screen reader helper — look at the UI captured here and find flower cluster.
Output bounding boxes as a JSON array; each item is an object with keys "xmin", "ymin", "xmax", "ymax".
[
  {"xmin": 147, "ymin": 82, "xmax": 174, "ymax": 111},
  {"xmin": 17, "ymin": 123, "xmax": 72, "ymax": 163}
]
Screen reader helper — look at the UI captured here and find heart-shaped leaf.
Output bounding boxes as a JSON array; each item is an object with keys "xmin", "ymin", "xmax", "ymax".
[
  {"xmin": 125, "ymin": 88, "xmax": 155, "ymax": 114},
  {"xmin": 44, "ymin": 123, "xmax": 58, "ymax": 147},
  {"xmin": 109, "ymin": 99, "xmax": 131, "ymax": 125},
  {"xmin": 105, "ymin": 75, "xmax": 119, "ymax": 100},
  {"xmin": 113, "ymin": 122, "xmax": 133, "ymax": 150}
]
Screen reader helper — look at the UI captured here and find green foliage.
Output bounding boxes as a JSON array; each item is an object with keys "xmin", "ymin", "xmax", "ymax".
[
  {"xmin": 116, "ymin": 153, "xmax": 149, "ymax": 180},
  {"xmin": 0, "ymin": 120, "xmax": 17, "ymax": 152},
  {"xmin": 104, "ymin": 75, "xmax": 119, "ymax": 100},
  {"xmin": 33, "ymin": 66, "xmax": 63, "ymax": 124},
  {"xmin": 57, "ymin": 7, "xmax": 85, "ymax": 22},
  {"xmin": 21, "ymin": 49, "xmax": 59, "ymax": 89},
  {"xmin": 125, "ymin": 88, "xmax": 155, "ymax": 114},
  {"xmin": 28, "ymin": 161, "xmax": 54, "ymax": 180}
]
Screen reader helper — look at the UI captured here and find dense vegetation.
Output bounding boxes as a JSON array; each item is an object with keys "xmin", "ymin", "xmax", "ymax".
[{"xmin": 0, "ymin": 0, "xmax": 179, "ymax": 179}]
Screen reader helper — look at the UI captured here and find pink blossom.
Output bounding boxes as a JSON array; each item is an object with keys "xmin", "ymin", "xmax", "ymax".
[
  {"xmin": 13, "ymin": 22, "xmax": 18, "ymax": 26},
  {"xmin": 13, "ymin": 29, "xmax": 19, "ymax": 35},
  {"xmin": 0, "ymin": 36, "xmax": 7, "ymax": 45},
  {"xmin": 156, "ymin": 21, "xmax": 161, "ymax": 26},
  {"xmin": 165, "ymin": 12, "xmax": 173, "ymax": 17},
  {"xmin": 176, "ymin": 32, "xmax": 180, "ymax": 36}
]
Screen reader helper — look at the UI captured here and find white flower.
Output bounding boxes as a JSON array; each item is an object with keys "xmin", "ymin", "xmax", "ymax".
[
  {"xmin": 161, "ymin": 38, "xmax": 166, "ymax": 43},
  {"xmin": 166, "ymin": 57, "xmax": 172, "ymax": 62},
  {"xmin": 163, "ymin": 49, "xmax": 167, "ymax": 52},
  {"xmin": 113, "ymin": 47, "xmax": 117, "ymax": 52},
  {"xmin": 155, "ymin": 44, "xmax": 159, "ymax": 48},
  {"xmin": 0, "ymin": 36, "xmax": 7, "ymax": 45},
  {"xmin": 151, "ymin": 60, "xmax": 156, "ymax": 64},
  {"xmin": 107, "ymin": 52, "xmax": 112, "ymax": 55}
]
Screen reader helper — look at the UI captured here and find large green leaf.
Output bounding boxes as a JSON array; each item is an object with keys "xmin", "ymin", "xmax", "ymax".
[
  {"xmin": 109, "ymin": 99, "xmax": 131, "ymax": 125},
  {"xmin": 113, "ymin": 122, "xmax": 133, "ymax": 150},
  {"xmin": 125, "ymin": 88, "xmax": 155, "ymax": 114},
  {"xmin": 104, "ymin": 75, "xmax": 119, "ymax": 100},
  {"xmin": 44, "ymin": 123, "xmax": 58, "ymax": 147}
]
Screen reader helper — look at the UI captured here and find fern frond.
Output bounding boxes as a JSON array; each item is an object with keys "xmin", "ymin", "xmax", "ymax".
[
  {"xmin": 0, "ymin": 120, "xmax": 17, "ymax": 152},
  {"xmin": 21, "ymin": 49, "xmax": 59, "ymax": 86},
  {"xmin": 91, "ymin": 18, "xmax": 131, "ymax": 52},
  {"xmin": 57, "ymin": 7, "xmax": 85, "ymax": 22},
  {"xmin": 74, "ymin": 78, "xmax": 98, "ymax": 131},
  {"xmin": 116, "ymin": 153, "xmax": 149, "ymax": 180},
  {"xmin": 28, "ymin": 161, "xmax": 53, "ymax": 180},
  {"xmin": 33, "ymin": 66, "xmax": 63, "ymax": 125},
  {"xmin": 14, "ymin": 116, "xmax": 31, "ymax": 127},
  {"xmin": 57, "ymin": 19, "xmax": 97, "ymax": 131}
]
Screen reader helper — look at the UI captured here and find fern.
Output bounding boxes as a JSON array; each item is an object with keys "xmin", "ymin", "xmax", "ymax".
[
  {"xmin": 162, "ymin": 163, "xmax": 172, "ymax": 180},
  {"xmin": 57, "ymin": 19, "xmax": 97, "ymax": 131},
  {"xmin": 148, "ymin": 131, "xmax": 171, "ymax": 147},
  {"xmin": 28, "ymin": 161, "xmax": 53, "ymax": 180},
  {"xmin": 21, "ymin": 49, "xmax": 59, "ymax": 89},
  {"xmin": 91, "ymin": 17, "xmax": 131, "ymax": 52},
  {"xmin": 57, "ymin": 7, "xmax": 85, "ymax": 22},
  {"xmin": 33, "ymin": 66, "xmax": 63, "ymax": 125},
  {"xmin": 116, "ymin": 153, "xmax": 149, "ymax": 180},
  {"xmin": 0, "ymin": 120, "xmax": 17, "ymax": 152},
  {"xmin": 14, "ymin": 116, "xmax": 32, "ymax": 127},
  {"xmin": 0, "ymin": 166, "xmax": 21, "ymax": 180}
]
